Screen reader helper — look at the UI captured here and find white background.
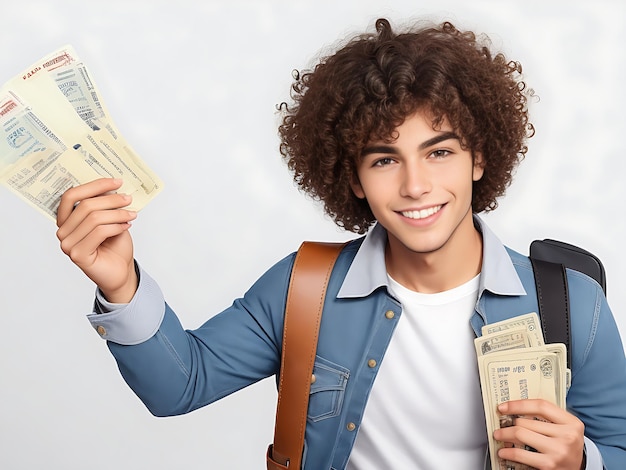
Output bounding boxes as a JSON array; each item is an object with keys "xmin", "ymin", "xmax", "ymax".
[{"xmin": 1, "ymin": 0, "xmax": 624, "ymax": 468}]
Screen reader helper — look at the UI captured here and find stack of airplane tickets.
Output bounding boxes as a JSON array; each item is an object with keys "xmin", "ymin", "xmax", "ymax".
[
  {"xmin": 475, "ymin": 312, "xmax": 570, "ymax": 470},
  {"xmin": 0, "ymin": 46, "xmax": 162, "ymax": 221}
]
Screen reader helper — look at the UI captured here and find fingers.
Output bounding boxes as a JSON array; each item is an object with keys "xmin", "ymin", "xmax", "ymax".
[
  {"xmin": 57, "ymin": 193, "xmax": 135, "ymax": 247},
  {"xmin": 56, "ymin": 178, "xmax": 125, "ymax": 227},
  {"xmin": 59, "ymin": 211, "xmax": 135, "ymax": 266},
  {"xmin": 498, "ymin": 399, "xmax": 578, "ymax": 426},
  {"xmin": 495, "ymin": 419, "xmax": 583, "ymax": 469},
  {"xmin": 56, "ymin": 178, "xmax": 137, "ymax": 267},
  {"xmin": 57, "ymin": 178, "xmax": 135, "ymax": 244},
  {"xmin": 495, "ymin": 416, "xmax": 552, "ymax": 449},
  {"xmin": 54, "ymin": 178, "xmax": 138, "ymax": 299},
  {"xmin": 494, "ymin": 400, "xmax": 585, "ymax": 469},
  {"xmin": 496, "ymin": 442, "xmax": 545, "ymax": 470}
]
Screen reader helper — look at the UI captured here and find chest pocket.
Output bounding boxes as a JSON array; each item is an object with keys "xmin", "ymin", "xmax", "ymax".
[{"xmin": 307, "ymin": 355, "xmax": 350, "ymax": 422}]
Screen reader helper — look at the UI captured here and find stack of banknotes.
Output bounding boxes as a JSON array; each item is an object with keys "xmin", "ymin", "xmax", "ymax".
[
  {"xmin": 475, "ymin": 312, "xmax": 570, "ymax": 470},
  {"xmin": 0, "ymin": 46, "xmax": 162, "ymax": 220}
]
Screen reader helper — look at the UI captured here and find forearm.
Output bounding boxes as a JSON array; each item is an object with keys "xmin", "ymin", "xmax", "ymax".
[
  {"xmin": 107, "ymin": 305, "xmax": 206, "ymax": 417},
  {"xmin": 107, "ymin": 302, "xmax": 283, "ymax": 417},
  {"xmin": 89, "ymin": 262, "xmax": 287, "ymax": 417}
]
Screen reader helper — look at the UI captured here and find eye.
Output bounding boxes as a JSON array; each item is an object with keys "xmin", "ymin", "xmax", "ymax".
[
  {"xmin": 430, "ymin": 149, "xmax": 451, "ymax": 159},
  {"xmin": 373, "ymin": 157, "xmax": 395, "ymax": 167}
]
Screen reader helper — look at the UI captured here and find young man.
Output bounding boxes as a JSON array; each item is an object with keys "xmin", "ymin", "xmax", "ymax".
[{"xmin": 56, "ymin": 19, "xmax": 626, "ymax": 469}]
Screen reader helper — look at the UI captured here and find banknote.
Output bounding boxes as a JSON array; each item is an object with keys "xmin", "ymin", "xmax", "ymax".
[
  {"xmin": 21, "ymin": 45, "xmax": 106, "ymax": 129},
  {"xmin": 478, "ymin": 348, "xmax": 566, "ymax": 470},
  {"xmin": 0, "ymin": 91, "xmax": 99, "ymax": 218},
  {"xmin": 15, "ymin": 45, "xmax": 163, "ymax": 196},
  {"xmin": 477, "ymin": 313, "xmax": 569, "ymax": 470},
  {"xmin": 1, "ymin": 45, "xmax": 163, "ymax": 219},
  {"xmin": 0, "ymin": 89, "xmax": 143, "ymax": 219},
  {"xmin": 545, "ymin": 343, "xmax": 568, "ymax": 399},
  {"xmin": 478, "ymin": 347, "xmax": 565, "ymax": 409},
  {"xmin": 480, "ymin": 314, "xmax": 570, "ymax": 391},
  {"xmin": 482, "ymin": 312, "xmax": 545, "ymax": 347},
  {"xmin": 475, "ymin": 327, "xmax": 533, "ymax": 357}
]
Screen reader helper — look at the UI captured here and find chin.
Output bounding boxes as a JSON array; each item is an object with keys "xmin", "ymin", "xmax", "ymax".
[{"xmin": 398, "ymin": 237, "xmax": 449, "ymax": 255}]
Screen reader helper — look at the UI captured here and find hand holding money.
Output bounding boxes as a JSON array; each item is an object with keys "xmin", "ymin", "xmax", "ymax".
[
  {"xmin": 56, "ymin": 178, "xmax": 138, "ymax": 303},
  {"xmin": 1, "ymin": 46, "xmax": 163, "ymax": 220},
  {"xmin": 493, "ymin": 399, "xmax": 585, "ymax": 470},
  {"xmin": 475, "ymin": 313, "xmax": 581, "ymax": 470}
]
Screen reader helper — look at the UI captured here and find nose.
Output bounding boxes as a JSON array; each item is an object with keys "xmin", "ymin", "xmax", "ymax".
[{"xmin": 399, "ymin": 162, "xmax": 431, "ymax": 199}]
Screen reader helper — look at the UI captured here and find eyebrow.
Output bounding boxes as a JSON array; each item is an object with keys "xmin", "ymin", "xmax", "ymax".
[{"xmin": 361, "ymin": 131, "xmax": 461, "ymax": 157}]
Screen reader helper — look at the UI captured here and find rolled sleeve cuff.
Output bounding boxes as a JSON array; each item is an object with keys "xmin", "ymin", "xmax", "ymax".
[
  {"xmin": 583, "ymin": 436, "xmax": 604, "ymax": 469},
  {"xmin": 87, "ymin": 262, "xmax": 165, "ymax": 345}
]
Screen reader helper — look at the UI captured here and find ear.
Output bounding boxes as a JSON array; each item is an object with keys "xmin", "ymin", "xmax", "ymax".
[
  {"xmin": 350, "ymin": 176, "xmax": 366, "ymax": 199},
  {"xmin": 472, "ymin": 153, "xmax": 485, "ymax": 182}
]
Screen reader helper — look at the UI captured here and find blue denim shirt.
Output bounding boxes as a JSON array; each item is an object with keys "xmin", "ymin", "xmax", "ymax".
[{"xmin": 89, "ymin": 216, "xmax": 626, "ymax": 469}]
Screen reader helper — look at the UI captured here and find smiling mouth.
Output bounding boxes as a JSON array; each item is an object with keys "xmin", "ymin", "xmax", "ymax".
[{"xmin": 401, "ymin": 205, "xmax": 443, "ymax": 220}]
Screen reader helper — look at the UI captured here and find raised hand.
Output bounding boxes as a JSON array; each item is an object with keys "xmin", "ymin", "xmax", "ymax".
[{"xmin": 56, "ymin": 178, "xmax": 138, "ymax": 303}]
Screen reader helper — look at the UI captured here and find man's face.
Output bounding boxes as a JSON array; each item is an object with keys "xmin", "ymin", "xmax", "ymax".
[{"xmin": 351, "ymin": 110, "xmax": 484, "ymax": 261}]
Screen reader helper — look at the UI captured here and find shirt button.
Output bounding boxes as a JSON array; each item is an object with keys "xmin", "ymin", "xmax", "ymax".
[
  {"xmin": 385, "ymin": 310, "xmax": 395, "ymax": 319},
  {"xmin": 310, "ymin": 374, "xmax": 316, "ymax": 384},
  {"xmin": 347, "ymin": 422, "xmax": 356, "ymax": 432},
  {"xmin": 96, "ymin": 325, "xmax": 106, "ymax": 336},
  {"xmin": 368, "ymin": 359, "xmax": 377, "ymax": 368}
]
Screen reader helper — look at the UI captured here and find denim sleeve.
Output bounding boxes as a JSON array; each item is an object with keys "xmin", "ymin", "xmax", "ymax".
[
  {"xmin": 100, "ymin": 254, "xmax": 294, "ymax": 417},
  {"xmin": 567, "ymin": 271, "xmax": 626, "ymax": 469}
]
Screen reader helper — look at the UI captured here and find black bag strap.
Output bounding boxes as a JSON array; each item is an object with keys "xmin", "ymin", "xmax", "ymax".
[{"xmin": 529, "ymin": 256, "xmax": 572, "ymax": 369}]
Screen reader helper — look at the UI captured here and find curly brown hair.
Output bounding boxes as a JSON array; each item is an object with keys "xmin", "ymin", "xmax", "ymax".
[{"xmin": 279, "ymin": 18, "xmax": 534, "ymax": 234}]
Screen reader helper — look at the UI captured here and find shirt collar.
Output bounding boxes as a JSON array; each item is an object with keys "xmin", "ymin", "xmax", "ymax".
[{"xmin": 337, "ymin": 214, "xmax": 526, "ymax": 298}]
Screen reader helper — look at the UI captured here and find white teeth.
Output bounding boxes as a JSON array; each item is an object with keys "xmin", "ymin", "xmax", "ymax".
[{"xmin": 402, "ymin": 205, "xmax": 442, "ymax": 220}]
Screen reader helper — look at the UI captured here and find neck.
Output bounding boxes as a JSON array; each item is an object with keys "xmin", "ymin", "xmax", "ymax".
[{"xmin": 385, "ymin": 215, "xmax": 483, "ymax": 294}]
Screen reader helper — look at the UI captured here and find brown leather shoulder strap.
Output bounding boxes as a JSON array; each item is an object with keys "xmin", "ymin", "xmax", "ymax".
[{"xmin": 267, "ymin": 241, "xmax": 346, "ymax": 470}]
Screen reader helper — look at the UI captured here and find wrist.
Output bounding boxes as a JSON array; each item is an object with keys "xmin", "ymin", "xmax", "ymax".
[
  {"xmin": 101, "ymin": 262, "xmax": 138, "ymax": 304},
  {"xmin": 580, "ymin": 447, "xmax": 587, "ymax": 470}
]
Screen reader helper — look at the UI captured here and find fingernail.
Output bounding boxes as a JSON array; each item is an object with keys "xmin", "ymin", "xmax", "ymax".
[{"xmin": 498, "ymin": 403, "xmax": 508, "ymax": 412}]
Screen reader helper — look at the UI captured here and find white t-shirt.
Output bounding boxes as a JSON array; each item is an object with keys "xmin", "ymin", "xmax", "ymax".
[{"xmin": 347, "ymin": 274, "xmax": 487, "ymax": 469}]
